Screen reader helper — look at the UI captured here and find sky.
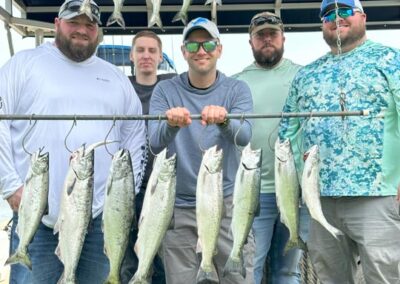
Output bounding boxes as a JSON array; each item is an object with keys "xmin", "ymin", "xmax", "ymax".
[{"xmin": 0, "ymin": 0, "xmax": 399, "ymax": 75}]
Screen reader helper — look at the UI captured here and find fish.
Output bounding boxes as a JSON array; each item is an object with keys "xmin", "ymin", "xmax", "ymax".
[
  {"xmin": 204, "ymin": 0, "xmax": 222, "ymax": 23},
  {"xmin": 103, "ymin": 149, "xmax": 136, "ymax": 284},
  {"xmin": 5, "ymin": 149, "xmax": 49, "ymax": 270},
  {"xmin": 172, "ymin": 0, "xmax": 192, "ymax": 25},
  {"xmin": 80, "ymin": 0, "xmax": 94, "ymax": 22},
  {"xmin": 301, "ymin": 145, "xmax": 343, "ymax": 239},
  {"xmin": 275, "ymin": 139, "xmax": 306, "ymax": 253},
  {"xmin": 54, "ymin": 141, "xmax": 107, "ymax": 284},
  {"xmin": 196, "ymin": 145, "xmax": 223, "ymax": 284},
  {"xmin": 129, "ymin": 148, "xmax": 176, "ymax": 284},
  {"xmin": 107, "ymin": 0, "xmax": 126, "ymax": 28},
  {"xmin": 223, "ymin": 144, "xmax": 261, "ymax": 278},
  {"xmin": 148, "ymin": 0, "xmax": 163, "ymax": 30}
]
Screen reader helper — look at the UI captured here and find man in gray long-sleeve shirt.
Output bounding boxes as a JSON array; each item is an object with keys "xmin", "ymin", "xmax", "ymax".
[{"xmin": 148, "ymin": 17, "xmax": 255, "ymax": 284}]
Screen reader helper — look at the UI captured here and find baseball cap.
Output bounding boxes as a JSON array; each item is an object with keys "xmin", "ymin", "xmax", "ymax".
[
  {"xmin": 249, "ymin": 12, "xmax": 284, "ymax": 35},
  {"xmin": 320, "ymin": 0, "xmax": 364, "ymax": 17},
  {"xmin": 182, "ymin": 17, "xmax": 220, "ymax": 41},
  {"xmin": 58, "ymin": 0, "xmax": 102, "ymax": 25}
]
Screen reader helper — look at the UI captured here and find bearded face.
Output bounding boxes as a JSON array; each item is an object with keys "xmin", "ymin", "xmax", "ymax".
[
  {"xmin": 250, "ymin": 29, "xmax": 285, "ymax": 68},
  {"xmin": 55, "ymin": 16, "xmax": 99, "ymax": 62}
]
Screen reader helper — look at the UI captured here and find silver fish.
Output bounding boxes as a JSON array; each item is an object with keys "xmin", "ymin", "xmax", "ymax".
[
  {"xmin": 196, "ymin": 145, "xmax": 223, "ymax": 284},
  {"xmin": 103, "ymin": 149, "xmax": 135, "ymax": 284},
  {"xmin": 107, "ymin": 0, "xmax": 126, "ymax": 28},
  {"xmin": 5, "ymin": 149, "xmax": 49, "ymax": 270},
  {"xmin": 301, "ymin": 145, "xmax": 343, "ymax": 239},
  {"xmin": 224, "ymin": 144, "xmax": 261, "ymax": 278},
  {"xmin": 80, "ymin": 0, "xmax": 94, "ymax": 22},
  {"xmin": 275, "ymin": 139, "xmax": 306, "ymax": 253},
  {"xmin": 54, "ymin": 141, "xmax": 107, "ymax": 284},
  {"xmin": 148, "ymin": 0, "xmax": 163, "ymax": 30},
  {"xmin": 129, "ymin": 148, "xmax": 176, "ymax": 284},
  {"xmin": 204, "ymin": 0, "xmax": 222, "ymax": 23},
  {"xmin": 172, "ymin": 0, "xmax": 192, "ymax": 25}
]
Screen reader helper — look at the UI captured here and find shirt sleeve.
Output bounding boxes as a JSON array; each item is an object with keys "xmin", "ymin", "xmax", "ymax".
[
  {"xmin": 119, "ymin": 80, "xmax": 147, "ymax": 194},
  {"xmin": 218, "ymin": 79, "xmax": 253, "ymax": 146},
  {"xmin": 0, "ymin": 57, "xmax": 26, "ymax": 199},
  {"xmin": 148, "ymin": 83, "xmax": 180, "ymax": 154}
]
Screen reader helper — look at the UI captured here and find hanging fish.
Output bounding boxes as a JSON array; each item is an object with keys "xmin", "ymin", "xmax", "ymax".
[
  {"xmin": 224, "ymin": 144, "xmax": 261, "ymax": 278},
  {"xmin": 5, "ymin": 149, "xmax": 49, "ymax": 270},
  {"xmin": 196, "ymin": 145, "xmax": 224, "ymax": 284},
  {"xmin": 54, "ymin": 141, "xmax": 108, "ymax": 284},
  {"xmin": 275, "ymin": 139, "xmax": 306, "ymax": 253},
  {"xmin": 107, "ymin": 0, "xmax": 126, "ymax": 29},
  {"xmin": 80, "ymin": 0, "xmax": 94, "ymax": 22},
  {"xmin": 103, "ymin": 149, "xmax": 135, "ymax": 284},
  {"xmin": 301, "ymin": 145, "xmax": 343, "ymax": 239},
  {"xmin": 172, "ymin": 0, "xmax": 193, "ymax": 25},
  {"xmin": 148, "ymin": 0, "xmax": 163, "ymax": 30},
  {"xmin": 204, "ymin": 0, "xmax": 222, "ymax": 23},
  {"xmin": 130, "ymin": 148, "xmax": 176, "ymax": 284}
]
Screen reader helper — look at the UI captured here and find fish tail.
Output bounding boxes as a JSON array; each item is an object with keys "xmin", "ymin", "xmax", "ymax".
[
  {"xmin": 326, "ymin": 225, "xmax": 344, "ymax": 240},
  {"xmin": 5, "ymin": 249, "xmax": 32, "ymax": 270},
  {"xmin": 284, "ymin": 237, "xmax": 307, "ymax": 255},
  {"xmin": 223, "ymin": 252, "xmax": 246, "ymax": 278},
  {"xmin": 106, "ymin": 12, "xmax": 126, "ymax": 29},
  {"xmin": 104, "ymin": 271, "xmax": 121, "ymax": 284},
  {"xmin": 148, "ymin": 14, "xmax": 163, "ymax": 30},
  {"xmin": 128, "ymin": 272, "xmax": 150, "ymax": 284},
  {"xmin": 172, "ymin": 11, "xmax": 188, "ymax": 25},
  {"xmin": 196, "ymin": 264, "xmax": 219, "ymax": 284}
]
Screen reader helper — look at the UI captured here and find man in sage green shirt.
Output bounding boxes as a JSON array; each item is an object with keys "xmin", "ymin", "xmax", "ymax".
[{"xmin": 232, "ymin": 12, "xmax": 309, "ymax": 284}]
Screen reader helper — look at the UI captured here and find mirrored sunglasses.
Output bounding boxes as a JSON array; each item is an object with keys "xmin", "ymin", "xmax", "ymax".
[
  {"xmin": 184, "ymin": 40, "xmax": 218, "ymax": 53},
  {"xmin": 62, "ymin": 0, "xmax": 101, "ymax": 21},
  {"xmin": 250, "ymin": 15, "xmax": 283, "ymax": 29},
  {"xmin": 322, "ymin": 8, "xmax": 355, "ymax": 23}
]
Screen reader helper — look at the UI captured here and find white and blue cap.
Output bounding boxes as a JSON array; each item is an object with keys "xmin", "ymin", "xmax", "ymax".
[
  {"xmin": 182, "ymin": 17, "xmax": 220, "ymax": 41},
  {"xmin": 58, "ymin": 0, "xmax": 102, "ymax": 25},
  {"xmin": 320, "ymin": 0, "xmax": 364, "ymax": 17}
]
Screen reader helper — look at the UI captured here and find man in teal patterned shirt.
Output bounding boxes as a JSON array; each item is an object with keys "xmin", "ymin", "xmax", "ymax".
[{"xmin": 279, "ymin": 0, "xmax": 400, "ymax": 283}]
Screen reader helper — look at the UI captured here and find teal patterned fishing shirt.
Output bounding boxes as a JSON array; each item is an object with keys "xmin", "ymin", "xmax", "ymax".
[{"xmin": 279, "ymin": 40, "xmax": 400, "ymax": 197}]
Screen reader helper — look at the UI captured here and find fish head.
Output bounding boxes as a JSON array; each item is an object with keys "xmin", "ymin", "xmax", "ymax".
[
  {"xmin": 111, "ymin": 149, "xmax": 133, "ymax": 178},
  {"xmin": 202, "ymin": 145, "xmax": 223, "ymax": 174},
  {"xmin": 70, "ymin": 143, "xmax": 95, "ymax": 180},
  {"xmin": 305, "ymin": 145, "xmax": 320, "ymax": 166},
  {"xmin": 241, "ymin": 144, "xmax": 262, "ymax": 170},
  {"xmin": 30, "ymin": 149, "xmax": 49, "ymax": 175},
  {"xmin": 275, "ymin": 138, "xmax": 292, "ymax": 163},
  {"xmin": 158, "ymin": 153, "xmax": 177, "ymax": 182}
]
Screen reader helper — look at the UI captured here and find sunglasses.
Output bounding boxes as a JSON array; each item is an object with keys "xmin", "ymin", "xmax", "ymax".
[
  {"xmin": 250, "ymin": 15, "xmax": 283, "ymax": 29},
  {"xmin": 184, "ymin": 40, "xmax": 219, "ymax": 53},
  {"xmin": 61, "ymin": 1, "xmax": 101, "ymax": 22},
  {"xmin": 321, "ymin": 8, "xmax": 356, "ymax": 23}
]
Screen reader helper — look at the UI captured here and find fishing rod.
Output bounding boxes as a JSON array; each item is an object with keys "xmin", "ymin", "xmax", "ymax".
[{"xmin": 0, "ymin": 110, "xmax": 370, "ymax": 121}]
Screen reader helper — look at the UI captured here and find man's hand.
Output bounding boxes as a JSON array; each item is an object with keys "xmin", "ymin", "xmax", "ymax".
[
  {"xmin": 201, "ymin": 105, "xmax": 227, "ymax": 126},
  {"xmin": 166, "ymin": 107, "xmax": 192, "ymax": 128},
  {"xmin": 7, "ymin": 186, "xmax": 23, "ymax": 212}
]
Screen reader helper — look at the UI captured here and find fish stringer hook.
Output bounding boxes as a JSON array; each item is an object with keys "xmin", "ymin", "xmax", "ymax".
[
  {"xmin": 104, "ymin": 117, "xmax": 117, "ymax": 158},
  {"xmin": 233, "ymin": 113, "xmax": 246, "ymax": 154},
  {"xmin": 22, "ymin": 114, "xmax": 38, "ymax": 156},
  {"xmin": 64, "ymin": 116, "xmax": 77, "ymax": 154}
]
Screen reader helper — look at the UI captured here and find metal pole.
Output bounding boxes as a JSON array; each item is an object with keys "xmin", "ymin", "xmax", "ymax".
[{"xmin": 0, "ymin": 110, "xmax": 370, "ymax": 121}]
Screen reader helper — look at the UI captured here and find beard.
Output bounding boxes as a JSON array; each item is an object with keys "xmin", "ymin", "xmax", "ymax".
[
  {"xmin": 56, "ymin": 31, "xmax": 98, "ymax": 62},
  {"xmin": 252, "ymin": 45, "xmax": 284, "ymax": 68},
  {"xmin": 323, "ymin": 23, "xmax": 366, "ymax": 51}
]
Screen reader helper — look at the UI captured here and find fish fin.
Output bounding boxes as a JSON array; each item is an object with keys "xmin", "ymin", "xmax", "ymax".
[
  {"xmin": 106, "ymin": 178, "xmax": 113, "ymax": 196},
  {"xmin": 5, "ymin": 250, "xmax": 32, "ymax": 270},
  {"xmin": 55, "ymin": 244, "xmax": 62, "ymax": 261},
  {"xmin": 53, "ymin": 216, "xmax": 62, "ymax": 235},
  {"xmin": 66, "ymin": 177, "xmax": 77, "ymax": 195},
  {"xmin": 106, "ymin": 12, "xmax": 126, "ymax": 29},
  {"xmin": 223, "ymin": 251, "xmax": 245, "ymax": 278},
  {"xmin": 148, "ymin": 14, "xmax": 164, "ymax": 31},
  {"xmin": 196, "ymin": 239, "xmax": 202, "ymax": 255},
  {"xmin": 196, "ymin": 263, "xmax": 219, "ymax": 283},
  {"xmin": 103, "ymin": 245, "xmax": 108, "ymax": 257},
  {"xmin": 134, "ymin": 240, "xmax": 139, "ymax": 256},
  {"xmin": 172, "ymin": 11, "xmax": 187, "ymax": 25}
]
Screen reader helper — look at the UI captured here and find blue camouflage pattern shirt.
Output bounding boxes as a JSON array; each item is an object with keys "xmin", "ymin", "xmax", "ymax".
[{"xmin": 279, "ymin": 40, "xmax": 400, "ymax": 196}]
